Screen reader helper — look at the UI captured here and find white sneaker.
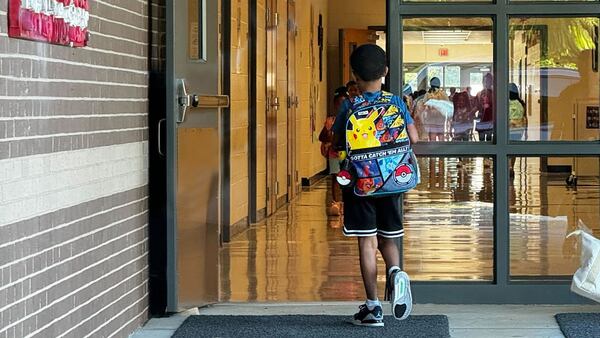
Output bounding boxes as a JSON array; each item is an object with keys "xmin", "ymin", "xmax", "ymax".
[{"xmin": 389, "ymin": 269, "xmax": 413, "ymax": 320}]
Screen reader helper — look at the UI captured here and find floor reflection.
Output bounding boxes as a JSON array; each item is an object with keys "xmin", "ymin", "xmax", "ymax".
[
  {"xmin": 221, "ymin": 182, "xmax": 372, "ymax": 301},
  {"xmin": 403, "ymin": 157, "xmax": 494, "ymax": 281},
  {"xmin": 221, "ymin": 157, "xmax": 600, "ymax": 301},
  {"xmin": 510, "ymin": 157, "xmax": 600, "ymax": 277}
]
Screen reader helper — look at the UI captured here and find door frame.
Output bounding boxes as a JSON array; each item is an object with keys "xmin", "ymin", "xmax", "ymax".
[
  {"xmin": 249, "ymin": 0, "xmax": 259, "ymax": 223},
  {"xmin": 222, "ymin": 0, "xmax": 232, "ymax": 243},
  {"xmin": 265, "ymin": 0, "xmax": 279, "ymax": 216},
  {"xmin": 387, "ymin": 0, "xmax": 600, "ymax": 303},
  {"xmin": 287, "ymin": 0, "xmax": 299, "ymax": 201}
]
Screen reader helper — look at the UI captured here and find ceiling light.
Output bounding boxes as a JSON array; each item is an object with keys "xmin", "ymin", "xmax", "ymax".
[{"xmin": 422, "ymin": 30, "xmax": 472, "ymax": 44}]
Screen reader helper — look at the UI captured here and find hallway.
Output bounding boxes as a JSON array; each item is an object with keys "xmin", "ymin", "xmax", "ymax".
[{"xmin": 220, "ymin": 157, "xmax": 599, "ymax": 302}]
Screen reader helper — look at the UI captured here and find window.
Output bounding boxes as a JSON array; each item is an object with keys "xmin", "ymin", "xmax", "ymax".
[
  {"xmin": 402, "ymin": 17, "xmax": 494, "ymax": 142},
  {"xmin": 508, "ymin": 17, "xmax": 599, "ymax": 142}
]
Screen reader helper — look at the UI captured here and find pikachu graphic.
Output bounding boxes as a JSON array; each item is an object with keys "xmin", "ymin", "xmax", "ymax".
[{"xmin": 347, "ymin": 112, "xmax": 381, "ymax": 150}]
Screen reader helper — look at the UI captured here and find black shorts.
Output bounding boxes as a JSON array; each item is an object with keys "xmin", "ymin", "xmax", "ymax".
[{"xmin": 342, "ymin": 190, "xmax": 404, "ymax": 238}]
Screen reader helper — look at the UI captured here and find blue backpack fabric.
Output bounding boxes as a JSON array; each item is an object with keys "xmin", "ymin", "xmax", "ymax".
[{"xmin": 343, "ymin": 91, "xmax": 419, "ymax": 197}]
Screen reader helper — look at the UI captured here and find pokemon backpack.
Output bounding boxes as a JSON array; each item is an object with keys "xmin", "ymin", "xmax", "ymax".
[{"xmin": 337, "ymin": 91, "xmax": 420, "ymax": 197}]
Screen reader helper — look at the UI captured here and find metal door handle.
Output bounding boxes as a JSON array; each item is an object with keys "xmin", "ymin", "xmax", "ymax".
[
  {"xmin": 158, "ymin": 118, "xmax": 166, "ymax": 157},
  {"xmin": 271, "ymin": 97, "xmax": 280, "ymax": 111},
  {"xmin": 177, "ymin": 79, "xmax": 230, "ymax": 123}
]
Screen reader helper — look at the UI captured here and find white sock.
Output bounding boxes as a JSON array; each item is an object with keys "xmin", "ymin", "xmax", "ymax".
[
  {"xmin": 366, "ymin": 298, "xmax": 381, "ymax": 310},
  {"xmin": 388, "ymin": 266, "xmax": 401, "ymax": 276}
]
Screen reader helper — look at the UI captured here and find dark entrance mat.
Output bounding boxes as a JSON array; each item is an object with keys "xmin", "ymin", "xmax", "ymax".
[
  {"xmin": 555, "ymin": 313, "xmax": 600, "ymax": 338},
  {"xmin": 172, "ymin": 315, "xmax": 450, "ymax": 338}
]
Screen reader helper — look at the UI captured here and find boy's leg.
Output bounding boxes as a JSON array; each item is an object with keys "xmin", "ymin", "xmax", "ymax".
[
  {"xmin": 375, "ymin": 195, "xmax": 412, "ymax": 321},
  {"xmin": 358, "ymin": 236, "xmax": 379, "ymax": 300},
  {"xmin": 343, "ymin": 192, "xmax": 383, "ymax": 326},
  {"xmin": 378, "ymin": 235, "xmax": 401, "ymax": 302},
  {"xmin": 377, "ymin": 236, "xmax": 400, "ymax": 272}
]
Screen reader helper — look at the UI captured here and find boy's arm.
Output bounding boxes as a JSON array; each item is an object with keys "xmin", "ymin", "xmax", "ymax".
[
  {"xmin": 397, "ymin": 96, "xmax": 419, "ymax": 144},
  {"xmin": 407, "ymin": 123, "xmax": 419, "ymax": 144}
]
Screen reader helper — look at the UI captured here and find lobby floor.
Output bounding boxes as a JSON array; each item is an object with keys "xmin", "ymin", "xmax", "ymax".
[{"xmin": 133, "ymin": 303, "xmax": 600, "ymax": 338}]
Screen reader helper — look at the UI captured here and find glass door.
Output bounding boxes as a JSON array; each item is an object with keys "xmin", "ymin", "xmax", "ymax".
[{"xmin": 388, "ymin": 0, "xmax": 600, "ymax": 303}]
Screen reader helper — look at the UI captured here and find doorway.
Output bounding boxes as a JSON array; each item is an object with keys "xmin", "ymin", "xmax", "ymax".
[{"xmin": 389, "ymin": 4, "xmax": 600, "ymax": 303}]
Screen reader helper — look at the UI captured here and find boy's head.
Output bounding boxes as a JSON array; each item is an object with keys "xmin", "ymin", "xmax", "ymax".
[{"xmin": 350, "ymin": 44, "xmax": 388, "ymax": 89}]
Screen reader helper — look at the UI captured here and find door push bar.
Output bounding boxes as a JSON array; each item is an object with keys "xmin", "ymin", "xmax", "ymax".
[{"xmin": 177, "ymin": 79, "xmax": 230, "ymax": 123}]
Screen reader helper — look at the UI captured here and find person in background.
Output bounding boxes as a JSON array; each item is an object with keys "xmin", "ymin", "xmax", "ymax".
[
  {"xmin": 418, "ymin": 77, "xmax": 453, "ymax": 141},
  {"xmin": 508, "ymin": 83, "xmax": 528, "ymax": 178},
  {"xmin": 346, "ymin": 80, "xmax": 361, "ymax": 99},
  {"xmin": 452, "ymin": 91, "xmax": 475, "ymax": 141},
  {"xmin": 319, "ymin": 86, "xmax": 348, "ymax": 216},
  {"xmin": 476, "ymin": 73, "xmax": 495, "ymax": 142},
  {"xmin": 466, "ymin": 86, "xmax": 477, "ymax": 108},
  {"xmin": 411, "ymin": 89, "xmax": 428, "ymax": 140},
  {"xmin": 449, "ymin": 87, "xmax": 457, "ymax": 101}
]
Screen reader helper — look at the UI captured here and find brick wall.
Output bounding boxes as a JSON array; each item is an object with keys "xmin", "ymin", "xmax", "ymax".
[{"xmin": 0, "ymin": 1, "xmax": 150, "ymax": 337}]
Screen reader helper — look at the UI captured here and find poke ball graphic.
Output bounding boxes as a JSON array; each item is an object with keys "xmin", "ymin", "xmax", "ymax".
[
  {"xmin": 336, "ymin": 170, "xmax": 353, "ymax": 186},
  {"xmin": 394, "ymin": 165, "xmax": 413, "ymax": 184}
]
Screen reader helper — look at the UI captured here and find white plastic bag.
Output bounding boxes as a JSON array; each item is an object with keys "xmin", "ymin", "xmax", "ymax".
[{"xmin": 566, "ymin": 221, "xmax": 600, "ymax": 303}]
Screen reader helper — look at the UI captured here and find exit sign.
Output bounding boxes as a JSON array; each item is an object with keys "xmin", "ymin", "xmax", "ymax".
[{"xmin": 439, "ymin": 48, "xmax": 449, "ymax": 57}]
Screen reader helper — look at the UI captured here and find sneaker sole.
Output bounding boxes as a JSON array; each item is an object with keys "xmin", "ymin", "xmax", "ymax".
[
  {"xmin": 392, "ymin": 271, "xmax": 413, "ymax": 320},
  {"xmin": 352, "ymin": 319, "xmax": 384, "ymax": 327}
]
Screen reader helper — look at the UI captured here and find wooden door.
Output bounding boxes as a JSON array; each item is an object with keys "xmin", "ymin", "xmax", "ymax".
[{"xmin": 339, "ymin": 29, "xmax": 377, "ymax": 84}]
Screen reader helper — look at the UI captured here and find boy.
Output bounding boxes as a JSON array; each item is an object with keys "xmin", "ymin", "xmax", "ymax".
[{"xmin": 333, "ymin": 44, "xmax": 419, "ymax": 327}]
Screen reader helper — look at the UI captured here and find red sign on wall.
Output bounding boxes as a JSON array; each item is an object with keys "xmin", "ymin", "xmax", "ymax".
[
  {"xmin": 438, "ymin": 48, "xmax": 449, "ymax": 57},
  {"xmin": 8, "ymin": 0, "xmax": 90, "ymax": 47}
]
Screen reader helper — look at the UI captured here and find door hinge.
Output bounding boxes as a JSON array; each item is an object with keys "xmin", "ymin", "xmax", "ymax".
[
  {"xmin": 287, "ymin": 174, "xmax": 291, "ymax": 187},
  {"xmin": 266, "ymin": 9, "xmax": 279, "ymax": 29},
  {"xmin": 275, "ymin": 181, "xmax": 279, "ymax": 196}
]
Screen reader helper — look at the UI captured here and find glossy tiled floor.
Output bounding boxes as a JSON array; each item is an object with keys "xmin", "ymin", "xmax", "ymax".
[{"xmin": 220, "ymin": 157, "xmax": 599, "ymax": 302}]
